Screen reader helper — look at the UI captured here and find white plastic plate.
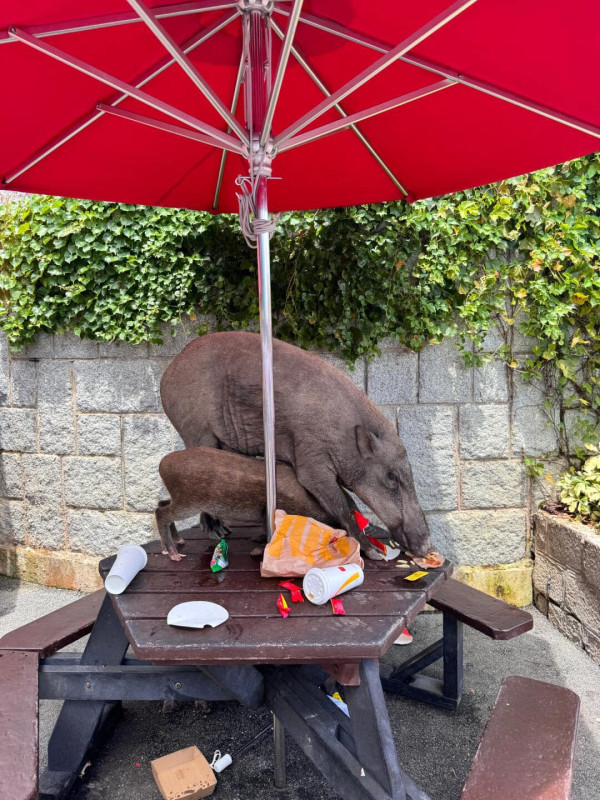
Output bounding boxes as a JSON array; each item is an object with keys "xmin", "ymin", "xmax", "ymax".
[{"xmin": 167, "ymin": 601, "xmax": 229, "ymax": 629}]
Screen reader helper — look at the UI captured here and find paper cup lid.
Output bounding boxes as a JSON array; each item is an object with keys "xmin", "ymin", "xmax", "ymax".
[{"xmin": 167, "ymin": 601, "xmax": 229, "ymax": 629}]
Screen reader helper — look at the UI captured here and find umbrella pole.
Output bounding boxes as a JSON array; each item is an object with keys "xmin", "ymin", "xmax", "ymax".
[{"xmin": 255, "ymin": 175, "xmax": 277, "ymax": 541}]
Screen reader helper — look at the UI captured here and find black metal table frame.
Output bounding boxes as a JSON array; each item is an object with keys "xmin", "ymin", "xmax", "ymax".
[{"xmin": 38, "ymin": 593, "xmax": 464, "ymax": 800}]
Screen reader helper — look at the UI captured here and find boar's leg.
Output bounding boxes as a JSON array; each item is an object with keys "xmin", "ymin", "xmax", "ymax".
[
  {"xmin": 198, "ymin": 511, "xmax": 222, "ymax": 539},
  {"xmin": 200, "ymin": 511, "xmax": 232, "ymax": 540},
  {"xmin": 155, "ymin": 500, "xmax": 186, "ymax": 561},
  {"xmin": 295, "ymin": 464, "xmax": 385, "ymax": 561}
]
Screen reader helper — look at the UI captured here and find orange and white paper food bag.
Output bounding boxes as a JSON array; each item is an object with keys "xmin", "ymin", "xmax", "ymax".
[{"xmin": 260, "ymin": 510, "xmax": 363, "ymax": 578}]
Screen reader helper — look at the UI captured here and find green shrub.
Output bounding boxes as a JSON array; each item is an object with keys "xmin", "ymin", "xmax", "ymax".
[
  {"xmin": 1, "ymin": 155, "xmax": 599, "ymax": 463},
  {"xmin": 558, "ymin": 443, "xmax": 600, "ymax": 525}
]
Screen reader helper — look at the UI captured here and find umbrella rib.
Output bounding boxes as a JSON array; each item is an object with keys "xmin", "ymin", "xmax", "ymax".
[
  {"xmin": 0, "ymin": 2, "xmax": 238, "ymax": 45},
  {"xmin": 98, "ymin": 104, "xmax": 242, "ymax": 153},
  {"xmin": 8, "ymin": 26, "xmax": 242, "ymax": 153},
  {"xmin": 270, "ymin": 19, "xmax": 409, "ymax": 196},
  {"xmin": 401, "ymin": 54, "xmax": 600, "ymax": 141},
  {"xmin": 273, "ymin": 0, "xmax": 477, "ymax": 148},
  {"xmin": 125, "ymin": 0, "xmax": 249, "ymax": 146},
  {"xmin": 259, "ymin": 0, "xmax": 304, "ymax": 148},
  {"xmin": 274, "ymin": 8, "xmax": 388, "ymax": 55},
  {"xmin": 279, "ymin": 11, "xmax": 600, "ymax": 144},
  {"xmin": 3, "ymin": 12, "xmax": 237, "ymax": 185},
  {"xmin": 279, "ymin": 80, "xmax": 455, "ymax": 153},
  {"xmin": 213, "ymin": 52, "xmax": 246, "ymax": 209}
]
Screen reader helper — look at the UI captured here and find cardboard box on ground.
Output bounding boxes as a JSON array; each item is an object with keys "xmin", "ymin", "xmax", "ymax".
[{"xmin": 151, "ymin": 746, "xmax": 217, "ymax": 800}]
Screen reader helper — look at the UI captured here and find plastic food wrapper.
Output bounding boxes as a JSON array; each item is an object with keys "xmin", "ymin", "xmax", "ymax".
[
  {"xmin": 330, "ymin": 597, "xmax": 346, "ymax": 615},
  {"xmin": 210, "ymin": 539, "xmax": 229, "ymax": 573},
  {"xmin": 279, "ymin": 580, "xmax": 304, "ymax": 602},
  {"xmin": 409, "ymin": 551, "xmax": 445, "ymax": 569},
  {"xmin": 405, "ymin": 570, "xmax": 429, "ymax": 582},
  {"xmin": 260, "ymin": 510, "xmax": 363, "ymax": 578},
  {"xmin": 277, "ymin": 593, "xmax": 291, "ymax": 618},
  {"xmin": 353, "ymin": 511, "xmax": 399, "ymax": 561}
]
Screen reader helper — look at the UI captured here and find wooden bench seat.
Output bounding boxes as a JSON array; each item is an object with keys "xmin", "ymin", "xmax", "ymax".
[
  {"xmin": 0, "ymin": 649, "xmax": 39, "ymax": 800},
  {"xmin": 0, "ymin": 589, "xmax": 105, "ymax": 800},
  {"xmin": 461, "ymin": 676, "xmax": 580, "ymax": 800},
  {"xmin": 382, "ymin": 579, "xmax": 534, "ymax": 710},
  {"xmin": 428, "ymin": 578, "xmax": 533, "ymax": 639},
  {"xmin": 0, "ymin": 589, "xmax": 105, "ymax": 657}
]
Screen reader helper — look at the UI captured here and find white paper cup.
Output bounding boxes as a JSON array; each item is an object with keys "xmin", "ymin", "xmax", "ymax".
[
  {"xmin": 303, "ymin": 564, "xmax": 364, "ymax": 605},
  {"xmin": 105, "ymin": 544, "xmax": 148, "ymax": 595}
]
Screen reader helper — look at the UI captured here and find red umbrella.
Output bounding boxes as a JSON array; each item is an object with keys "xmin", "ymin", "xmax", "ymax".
[{"xmin": 1, "ymin": 0, "xmax": 599, "ymax": 537}]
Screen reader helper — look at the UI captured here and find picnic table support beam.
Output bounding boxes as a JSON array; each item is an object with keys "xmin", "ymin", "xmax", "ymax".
[
  {"xmin": 263, "ymin": 662, "xmax": 431, "ymax": 800},
  {"xmin": 380, "ymin": 613, "xmax": 464, "ymax": 711},
  {"xmin": 273, "ymin": 716, "xmax": 287, "ymax": 789},
  {"xmin": 39, "ymin": 594, "xmax": 130, "ymax": 800}
]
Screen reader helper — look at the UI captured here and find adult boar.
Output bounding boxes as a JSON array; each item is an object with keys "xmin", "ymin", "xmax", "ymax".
[{"xmin": 160, "ymin": 331, "xmax": 432, "ymax": 558}]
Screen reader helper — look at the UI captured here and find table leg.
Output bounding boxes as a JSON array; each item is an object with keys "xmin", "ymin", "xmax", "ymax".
[
  {"xmin": 40, "ymin": 594, "xmax": 130, "ymax": 800},
  {"xmin": 263, "ymin": 661, "xmax": 431, "ymax": 800},
  {"xmin": 273, "ymin": 715, "xmax": 286, "ymax": 789},
  {"xmin": 380, "ymin": 613, "xmax": 464, "ymax": 711}
]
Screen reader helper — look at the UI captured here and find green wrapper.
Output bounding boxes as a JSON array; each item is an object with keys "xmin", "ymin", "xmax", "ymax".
[{"xmin": 210, "ymin": 538, "xmax": 229, "ymax": 573}]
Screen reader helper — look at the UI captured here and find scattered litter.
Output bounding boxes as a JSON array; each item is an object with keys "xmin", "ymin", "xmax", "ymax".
[
  {"xmin": 328, "ymin": 692, "xmax": 350, "ymax": 716},
  {"xmin": 408, "ymin": 551, "xmax": 445, "ymax": 569},
  {"xmin": 210, "ymin": 539, "xmax": 229, "ymax": 573},
  {"xmin": 360, "ymin": 768, "xmax": 366, "ymax": 777},
  {"xmin": 210, "ymin": 723, "xmax": 273, "ymax": 774},
  {"xmin": 277, "ymin": 593, "xmax": 291, "ymax": 618},
  {"xmin": 303, "ymin": 564, "xmax": 364, "ymax": 605},
  {"xmin": 279, "ymin": 580, "xmax": 304, "ymax": 602},
  {"xmin": 167, "ymin": 601, "xmax": 229, "ymax": 630},
  {"xmin": 135, "ymin": 763, "xmax": 141, "ymax": 768},
  {"xmin": 393, "ymin": 628, "xmax": 413, "ymax": 645},
  {"xmin": 79, "ymin": 760, "xmax": 92, "ymax": 778},
  {"xmin": 151, "ymin": 746, "xmax": 216, "ymax": 800},
  {"xmin": 330, "ymin": 597, "xmax": 346, "ymax": 615},
  {"xmin": 404, "ymin": 571, "xmax": 429, "ymax": 582}
]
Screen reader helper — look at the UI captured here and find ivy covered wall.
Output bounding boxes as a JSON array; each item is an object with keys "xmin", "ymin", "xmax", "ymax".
[{"xmin": 1, "ymin": 156, "xmax": 599, "ymax": 464}]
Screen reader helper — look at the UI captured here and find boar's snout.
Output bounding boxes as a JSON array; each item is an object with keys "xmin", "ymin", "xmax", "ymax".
[
  {"xmin": 354, "ymin": 425, "xmax": 433, "ymax": 557},
  {"xmin": 394, "ymin": 500, "xmax": 432, "ymax": 557}
]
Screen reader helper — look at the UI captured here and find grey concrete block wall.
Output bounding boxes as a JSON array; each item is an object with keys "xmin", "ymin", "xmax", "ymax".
[{"xmin": 0, "ymin": 325, "xmax": 559, "ymax": 566}]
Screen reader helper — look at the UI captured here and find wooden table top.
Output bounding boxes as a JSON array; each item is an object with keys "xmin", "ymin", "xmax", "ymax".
[{"xmin": 99, "ymin": 527, "xmax": 452, "ymax": 667}]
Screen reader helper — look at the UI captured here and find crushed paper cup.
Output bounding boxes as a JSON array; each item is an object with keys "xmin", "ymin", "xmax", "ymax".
[{"xmin": 104, "ymin": 544, "xmax": 148, "ymax": 595}]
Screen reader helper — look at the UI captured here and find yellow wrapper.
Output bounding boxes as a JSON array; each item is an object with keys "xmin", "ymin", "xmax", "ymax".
[{"xmin": 404, "ymin": 570, "xmax": 429, "ymax": 581}]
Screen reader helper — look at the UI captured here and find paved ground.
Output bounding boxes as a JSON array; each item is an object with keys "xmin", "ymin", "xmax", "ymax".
[{"xmin": 1, "ymin": 574, "xmax": 600, "ymax": 800}]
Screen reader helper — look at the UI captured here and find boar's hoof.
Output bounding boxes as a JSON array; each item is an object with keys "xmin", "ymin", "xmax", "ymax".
[{"xmin": 163, "ymin": 549, "xmax": 186, "ymax": 561}]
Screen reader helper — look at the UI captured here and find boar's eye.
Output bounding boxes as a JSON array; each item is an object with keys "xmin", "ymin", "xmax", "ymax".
[{"xmin": 387, "ymin": 471, "xmax": 400, "ymax": 485}]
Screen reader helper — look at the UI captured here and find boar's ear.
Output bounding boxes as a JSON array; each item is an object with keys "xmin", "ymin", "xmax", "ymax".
[{"xmin": 355, "ymin": 426, "xmax": 380, "ymax": 459}]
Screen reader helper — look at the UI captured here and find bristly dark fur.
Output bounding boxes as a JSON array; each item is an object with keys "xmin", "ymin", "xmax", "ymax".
[{"xmin": 160, "ymin": 331, "xmax": 431, "ymax": 559}]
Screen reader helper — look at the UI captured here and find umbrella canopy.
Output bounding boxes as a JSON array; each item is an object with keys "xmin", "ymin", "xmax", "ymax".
[
  {"xmin": 1, "ymin": 0, "xmax": 599, "ymax": 541},
  {"xmin": 1, "ymin": 0, "xmax": 599, "ymax": 211}
]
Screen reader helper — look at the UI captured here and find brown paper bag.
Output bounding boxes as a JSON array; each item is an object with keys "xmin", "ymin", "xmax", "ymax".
[{"xmin": 260, "ymin": 510, "xmax": 363, "ymax": 578}]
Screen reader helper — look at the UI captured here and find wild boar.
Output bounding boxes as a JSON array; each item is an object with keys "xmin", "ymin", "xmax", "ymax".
[
  {"xmin": 156, "ymin": 446, "xmax": 338, "ymax": 560},
  {"xmin": 160, "ymin": 331, "xmax": 432, "ymax": 558}
]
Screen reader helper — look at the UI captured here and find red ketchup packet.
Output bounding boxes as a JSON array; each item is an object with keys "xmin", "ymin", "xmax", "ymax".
[
  {"xmin": 277, "ymin": 593, "xmax": 291, "ymax": 618},
  {"xmin": 354, "ymin": 511, "xmax": 387, "ymax": 553},
  {"xmin": 330, "ymin": 598, "xmax": 346, "ymax": 615},
  {"xmin": 279, "ymin": 580, "xmax": 304, "ymax": 603}
]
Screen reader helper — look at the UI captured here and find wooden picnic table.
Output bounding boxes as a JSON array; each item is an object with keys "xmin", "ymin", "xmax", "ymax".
[
  {"xmin": 93, "ymin": 525, "xmax": 452, "ymax": 800},
  {"xmin": 3, "ymin": 525, "xmax": 455, "ymax": 800},
  {"xmin": 102, "ymin": 526, "xmax": 452, "ymax": 672}
]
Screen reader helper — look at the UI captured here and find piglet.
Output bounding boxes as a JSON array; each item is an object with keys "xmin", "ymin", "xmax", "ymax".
[{"xmin": 156, "ymin": 446, "xmax": 337, "ymax": 560}]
